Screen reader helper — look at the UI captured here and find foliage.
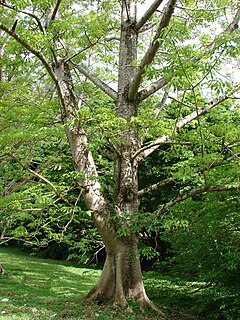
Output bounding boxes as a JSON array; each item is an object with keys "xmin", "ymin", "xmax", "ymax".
[
  {"xmin": 0, "ymin": 42, "xmax": 104, "ymax": 263},
  {"xmin": 157, "ymin": 192, "xmax": 240, "ymax": 319},
  {"xmin": 0, "ymin": 141, "xmax": 103, "ymax": 263}
]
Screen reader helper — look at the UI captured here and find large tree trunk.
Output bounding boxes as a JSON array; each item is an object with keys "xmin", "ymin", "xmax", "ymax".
[
  {"xmin": 52, "ymin": 53, "xmax": 152, "ymax": 310},
  {"xmin": 82, "ymin": 0, "xmax": 159, "ymax": 311},
  {"xmin": 51, "ymin": 1, "xmax": 163, "ymax": 314},
  {"xmin": 85, "ymin": 235, "xmax": 150, "ymax": 308}
]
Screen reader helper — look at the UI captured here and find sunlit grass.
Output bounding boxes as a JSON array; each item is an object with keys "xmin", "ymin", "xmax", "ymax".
[{"xmin": 0, "ymin": 246, "xmax": 101, "ymax": 319}]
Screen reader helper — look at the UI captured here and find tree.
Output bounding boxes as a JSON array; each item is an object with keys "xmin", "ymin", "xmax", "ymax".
[{"xmin": 0, "ymin": 0, "xmax": 239, "ymax": 312}]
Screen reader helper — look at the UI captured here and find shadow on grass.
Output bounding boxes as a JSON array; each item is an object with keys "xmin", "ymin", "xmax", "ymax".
[{"xmin": 144, "ymin": 271, "xmax": 212, "ymax": 320}]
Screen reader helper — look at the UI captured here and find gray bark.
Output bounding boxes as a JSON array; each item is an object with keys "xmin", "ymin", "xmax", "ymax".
[
  {"xmin": 53, "ymin": 60, "xmax": 117, "ymax": 247},
  {"xmin": 114, "ymin": 0, "xmax": 140, "ymax": 216}
]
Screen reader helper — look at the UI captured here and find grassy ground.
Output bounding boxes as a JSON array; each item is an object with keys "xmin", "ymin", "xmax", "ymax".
[{"xmin": 0, "ymin": 246, "xmax": 208, "ymax": 320}]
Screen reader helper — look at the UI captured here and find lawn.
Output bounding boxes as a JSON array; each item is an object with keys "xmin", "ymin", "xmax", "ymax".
[{"xmin": 0, "ymin": 246, "xmax": 209, "ymax": 319}]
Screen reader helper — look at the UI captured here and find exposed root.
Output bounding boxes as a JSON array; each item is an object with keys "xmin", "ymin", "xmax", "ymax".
[
  {"xmin": 113, "ymin": 302, "xmax": 133, "ymax": 313},
  {"xmin": 147, "ymin": 302, "xmax": 166, "ymax": 319},
  {"xmin": 113, "ymin": 298, "xmax": 128, "ymax": 310},
  {"xmin": 84, "ymin": 291, "xmax": 165, "ymax": 319},
  {"xmin": 139, "ymin": 298, "xmax": 166, "ymax": 319},
  {"xmin": 83, "ymin": 286, "xmax": 110, "ymax": 304}
]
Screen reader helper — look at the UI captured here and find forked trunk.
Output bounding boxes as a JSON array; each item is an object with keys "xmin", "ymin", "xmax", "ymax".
[{"xmin": 85, "ymin": 235, "xmax": 151, "ymax": 308}]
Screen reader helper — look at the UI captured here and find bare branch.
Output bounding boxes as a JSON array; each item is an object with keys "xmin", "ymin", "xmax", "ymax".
[
  {"xmin": 137, "ymin": 5, "xmax": 240, "ymax": 102},
  {"xmin": 138, "ymin": 77, "xmax": 167, "ymax": 101},
  {"xmin": 202, "ymin": 6, "xmax": 240, "ymax": 55},
  {"xmin": 133, "ymin": 137, "xmax": 192, "ymax": 160},
  {"xmin": 9, "ymin": 154, "xmax": 75, "ymax": 208},
  {"xmin": 51, "ymin": 0, "xmax": 62, "ymax": 22},
  {"xmin": 154, "ymin": 87, "xmax": 170, "ymax": 117},
  {"xmin": 136, "ymin": 0, "xmax": 164, "ymax": 31},
  {"xmin": 138, "ymin": 178, "xmax": 174, "ymax": 197},
  {"xmin": 176, "ymin": 5, "xmax": 227, "ymax": 12},
  {"xmin": 168, "ymin": 95, "xmax": 192, "ymax": 109},
  {"xmin": 106, "ymin": 36, "xmax": 120, "ymax": 42},
  {"xmin": 0, "ymin": 30, "xmax": 10, "ymax": 82},
  {"xmin": 66, "ymin": 42, "xmax": 100, "ymax": 62},
  {"xmin": 26, "ymin": 12, "xmax": 45, "ymax": 33},
  {"xmin": 128, "ymin": 0, "xmax": 177, "ymax": 101},
  {"xmin": 0, "ymin": 22, "xmax": 73, "ymax": 115},
  {"xmin": 155, "ymin": 184, "xmax": 240, "ymax": 215},
  {"xmin": 1, "ymin": 146, "xmax": 64, "ymax": 196},
  {"xmin": 223, "ymin": 6, "xmax": 240, "ymax": 34},
  {"xmin": 73, "ymin": 63, "xmax": 118, "ymax": 101},
  {"xmin": 204, "ymin": 152, "xmax": 240, "ymax": 174},
  {"xmin": 1, "ymin": 208, "xmax": 44, "ymax": 212},
  {"xmin": 0, "ymin": 33, "xmax": 9, "ymax": 56},
  {"xmin": 139, "ymin": 151, "xmax": 240, "ymax": 199},
  {"xmin": 176, "ymin": 84, "xmax": 240, "ymax": 129}
]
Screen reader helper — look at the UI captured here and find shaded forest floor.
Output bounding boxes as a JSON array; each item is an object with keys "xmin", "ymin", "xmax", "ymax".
[{"xmin": 0, "ymin": 246, "xmax": 212, "ymax": 319}]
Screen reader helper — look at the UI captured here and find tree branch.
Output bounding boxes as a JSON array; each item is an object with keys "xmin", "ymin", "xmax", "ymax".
[
  {"xmin": 138, "ymin": 151, "xmax": 240, "ymax": 198},
  {"xmin": 209, "ymin": 152, "xmax": 240, "ymax": 170},
  {"xmin": 140, "ymin": 83, "xmax": 240, "ymax": 159},
  {"xmin": 0, "ymin": 8, "xmax": 114, "ymax": 242},
  {"xmin": 0, "ymin": 2, "xmax": 45, "ymax": 33},
  {"xmin": 0, "ymin": 23, "xmax": 57, "ymax": 83},
  {"xmin": 51, "ymin": 0, "xmax": 62, "ymax": 22},
  {"xmin": 136, "ymin": 0, "xmax": 165, "ymax": 31},
  {"xmin": 138, "ymin": 178, "xmax": 174, "ymax": 197},
  {"xmin": 128, "ymin": 0, "xmax": 176, "ymax": 101},
  {"xmin": 154, "ymin": 87, "xmax": 170, "ymax": 117},
  {"xmin": 225, "ymin": 7, "xmax": 240, "ymax": 33},
  {"xmin": 203, "ymin": 6, "xmax": 240, "ymax": 55},
  {"xmin": 0, "ymin": 23, "xmax": 71, "ymax": 115},
  {"xmin": 156, "ymin": 185, "xmax": 240, "ymax": 215},
  {"xmin": 138, "ymin": 77, "xmax": 167, "ymax": 101},
  {"xmin": 133, "ymin": 137, "xmax": 192, "ymax": 160},
  {"xmin": 176, "ymin": 84, "xmax": 240, "ymax": 128},
  {"xmin": 65, "ymin": 35, "xmax": 101, "ymax": 62},
  {"xmin": 9, "ymin": 154, "xmax": 75, "ymax": 208},
  {"xmin": 0, "ymin": 30, "xmax": 10, "ymax": 82},
  {"xmin": 73, "ymin": 63, "xmax": 118, "ymax": 101},
  {"xmin": 136, "ymin": 5, "xmax": 240, "ymax": 102}
]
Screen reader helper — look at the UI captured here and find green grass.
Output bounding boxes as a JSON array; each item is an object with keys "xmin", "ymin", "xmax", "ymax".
[{"xmin": 0, "ymin": 246, "xmax": 208, "ymax": 320}]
